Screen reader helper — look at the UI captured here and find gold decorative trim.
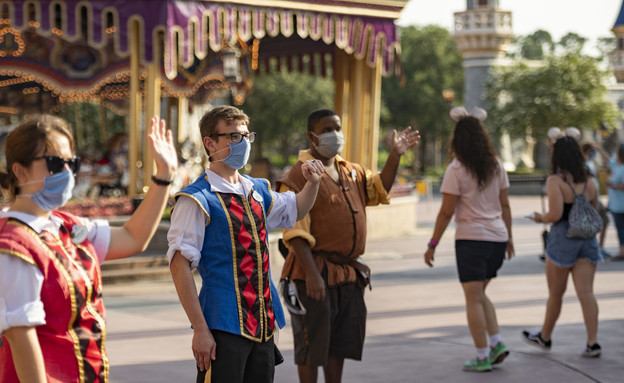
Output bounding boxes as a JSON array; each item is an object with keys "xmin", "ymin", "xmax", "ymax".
[
  {"xmin": 200, "ymin": 0, "xmax": 404, "ymax": 19},
  {"xmin": 241, "ymin": 197, "xmax": 267, "ymax": 341},
  {"xmin": 174, "ymin": 192, "xmax": 212, "ymax": 226},
  {"xmin": 0, "ymin": 248, "xmax": 37, "ymax": 265}
]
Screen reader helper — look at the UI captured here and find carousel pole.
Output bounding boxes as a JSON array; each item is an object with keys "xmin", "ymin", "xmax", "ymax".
[
  {"xmin": 366, "ymin": 56, "xmax": 382, "ymax": 173},
  {"xmin": 128, "ymin": 20, "xmax": 142, "ymax": 197},
  {"xmin": 333, "ymin": 49, "xmax": 351, "ymax": 159},
  {"xmin": 143, "ymin": 42, "xmax": 161, "ymax": 189}
]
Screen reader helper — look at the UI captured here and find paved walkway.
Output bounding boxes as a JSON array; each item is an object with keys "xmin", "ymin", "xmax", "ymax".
[{"xmin": 103, "ymin": 195, "xmax": 624, "ymax": 382}]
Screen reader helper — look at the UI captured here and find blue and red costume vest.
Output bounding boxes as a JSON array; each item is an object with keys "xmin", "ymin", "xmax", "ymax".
[
  {"xmin": 176, "ymin": 174, "xmax": 285, "ymax": 342},
  {"xmin": 0, "ymin": 211, "xmax": 108, "ymax": 383}
]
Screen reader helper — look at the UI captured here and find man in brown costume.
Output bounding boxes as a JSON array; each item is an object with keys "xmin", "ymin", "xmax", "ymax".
[{"xmin": 277, "ymin": 109, "xmax": 419, "ymax": 383}]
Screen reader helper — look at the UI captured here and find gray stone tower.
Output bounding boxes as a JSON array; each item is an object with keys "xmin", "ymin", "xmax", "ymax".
[
  {"xmin": 452, "ymin": 0, "xmax": 514, "ymax": 110},
  {"xmin": 607, "ymin": 1, "xmax": 624, "ymax": 148}
]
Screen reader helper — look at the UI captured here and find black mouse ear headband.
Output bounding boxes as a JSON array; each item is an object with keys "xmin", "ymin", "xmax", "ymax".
[{"xmin": 450, "ymin": 106, "xmax": 487, "ymax": 122}]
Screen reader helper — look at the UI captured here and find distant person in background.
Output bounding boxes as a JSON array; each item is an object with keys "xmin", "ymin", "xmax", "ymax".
[
  {"xmin": 582, "ymin": 142, "xmax": 611, "ymax": 258},
  {"xmin": 525, "ymin": 134, "xmax": 602, "ymax": 358},
  {"xmin": 424, "ymin": 107, "xmax": 513, "ymax": 372},
  {"xmin": 94, "ymin": 132, "xmax": 128, "ymax": 196},
  {"xmin": 607, "ymin": 143, "xmax": 624, "ymax": 261}
]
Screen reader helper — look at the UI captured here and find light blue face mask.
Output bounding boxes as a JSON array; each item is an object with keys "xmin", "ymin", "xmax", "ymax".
[
  {"xmin": 211, "ymin": 139, "xmax": 251, "ymax": 170},
  {"xmin": 19, "ymin": 170, "xmax": 75, "ymax": 211}
]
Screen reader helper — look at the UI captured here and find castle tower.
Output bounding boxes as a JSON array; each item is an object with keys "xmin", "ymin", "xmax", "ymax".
[
  {"xmin": 609, "ymin": 1, "xmax": 624, "ymax": 82},
  {"xmin": 452, "ymin": 0, "xmax": 514, "ymax": 110}
]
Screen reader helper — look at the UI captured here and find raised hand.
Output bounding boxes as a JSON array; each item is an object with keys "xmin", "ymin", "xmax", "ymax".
[
  {"xmin": 392, "ymin": 126, "xmax": 420, "ymax": 156},
  {"xmin": 148, "ymin": 116, "xmax": 178, "ymax": 180}
]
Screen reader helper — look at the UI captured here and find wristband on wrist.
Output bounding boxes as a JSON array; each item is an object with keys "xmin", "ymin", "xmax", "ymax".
[
  {"xmin": 151, "ymin": 175, "xmax": 173, "ymax": 186},
  {"xmin": 428, "ymin": 239, "xmax": 438, "ymax": 249}
]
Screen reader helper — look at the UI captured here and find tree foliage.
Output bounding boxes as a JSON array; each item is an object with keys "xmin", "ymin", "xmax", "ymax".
[
  {"xmin": 510, "ymin": 30, "xmax": 555, "ymax": 60},
  {"xmin": 484, "ymin": 53, "xmax": 620, "ymax": 140},
  {"xmin": 380, "ymin": 25, "xmax": 464, "ymax": 171},
  {"xmin": 241, "ymin": 71, "xmax": 334, "ymax": 166}
]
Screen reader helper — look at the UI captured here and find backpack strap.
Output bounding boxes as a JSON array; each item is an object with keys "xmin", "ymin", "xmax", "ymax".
[{"xmin": 558, "ymin": 175, "xmax": 587, "ymax": 196}]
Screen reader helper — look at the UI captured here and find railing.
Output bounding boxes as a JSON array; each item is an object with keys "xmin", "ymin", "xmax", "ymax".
[{"xmin": 454, "ymin": 10, "xmax": 513, "ymax": 35}]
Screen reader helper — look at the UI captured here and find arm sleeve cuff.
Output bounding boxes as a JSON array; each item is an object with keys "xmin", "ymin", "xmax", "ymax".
[
  {"xmin": 0, "ymin": 299, "xmax": 45, "ymax": 334},
  {"xmin": 366, "ymin": 170, "xmax": 391, "ymax": 206},
  {"xmin": 282, "ymin": 228, "xmax": 316, "ymax": 249},
  {"xmin": 166, "ymin": 244, "xmax": 202, "ymax": 269}
]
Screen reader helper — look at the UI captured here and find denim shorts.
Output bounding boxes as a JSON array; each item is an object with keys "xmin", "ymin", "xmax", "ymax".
[
  {"xmin": 546, "ymin": 221, "xmax": 601, "ymax": 267},
  {"xmin": 455, "ymin": 240, "xmax": 507, "ymax": 283}
]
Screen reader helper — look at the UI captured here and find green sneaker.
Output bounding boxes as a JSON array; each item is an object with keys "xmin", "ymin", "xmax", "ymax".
[
  {"xmin": 463, "ymin": 357, "xmax": 493, "ymax": 372},
  {"xmin": 490, "ymin": 342, "xmax": 510, "ymax": 365}
]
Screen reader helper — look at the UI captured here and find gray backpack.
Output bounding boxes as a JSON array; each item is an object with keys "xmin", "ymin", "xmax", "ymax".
[{"xmin": 565, "ymin": 180, "xmax": 602, "ymax": 239}]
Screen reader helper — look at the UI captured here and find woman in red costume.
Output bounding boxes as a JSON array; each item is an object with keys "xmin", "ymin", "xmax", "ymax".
[{"xmin": 0, "ymin": 114, "xmax": 177, "ymax": 382}]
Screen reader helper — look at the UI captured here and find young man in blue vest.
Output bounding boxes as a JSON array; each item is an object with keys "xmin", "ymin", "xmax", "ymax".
[{"xmin": 167, "ymin": 106, "xmax": 324, "ymax": 383}]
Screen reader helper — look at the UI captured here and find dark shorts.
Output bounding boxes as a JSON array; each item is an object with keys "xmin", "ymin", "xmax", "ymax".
[
  {"xmin": 291, "ymin": 279, "xmax": 367, "ymax": 366},
  {"xmin": 455, "ymin": 240, "xmax": 507, "ymax": 283},
  {"xmin": 196, "ymin": 330, "xmax": 274, "ymax": 383}
]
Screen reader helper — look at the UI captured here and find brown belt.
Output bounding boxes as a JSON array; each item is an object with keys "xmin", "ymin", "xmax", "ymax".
[{"xmin": 314, "ymin": 251, "xmax": 372, "ymax": 290}]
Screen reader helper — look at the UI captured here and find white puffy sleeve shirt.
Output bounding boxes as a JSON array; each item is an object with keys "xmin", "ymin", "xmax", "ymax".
[
  {"xmin": 0, "ymin": 210, "xmax": 110, "ymax": 335},
  {"xmin": 167, "ymin": 169, "xmax": 297, "ymax": 269}
]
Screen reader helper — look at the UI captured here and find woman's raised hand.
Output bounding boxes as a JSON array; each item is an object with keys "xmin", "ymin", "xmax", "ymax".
[{"xmin": 148, "ymin": 116, "xmax": 178, "ymax": 180}]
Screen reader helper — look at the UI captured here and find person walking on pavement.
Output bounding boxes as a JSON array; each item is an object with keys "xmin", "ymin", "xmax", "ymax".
[
  {"xmin": 277, "ymin": 109, "xmax": 419, "ymax": 383},
  {"xmin": 525, "ymin": 134, "xmax": 602, "ymax": 357},
  {"xmin": 607, "ymin": 143, "xmax": 624, "ymax": 261},
  {"xmin": 0, "ymin": 114, "xmax": 178, "ymax": 383},
  {"xmin": 167, "ymin": 106, "xmax": 324, "ymax": 383},
  {"xmin": 424, "ymin": 106, "xmax": 514, "ymax": 372}
]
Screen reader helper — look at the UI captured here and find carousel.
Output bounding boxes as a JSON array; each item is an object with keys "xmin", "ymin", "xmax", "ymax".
[{"xmin": 0, "ymin": 0, "xmax": 407, "ymax": 200}]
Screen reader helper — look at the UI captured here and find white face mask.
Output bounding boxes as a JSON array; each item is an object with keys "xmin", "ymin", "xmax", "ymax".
[{"xmin": 311, "ymin": 131, "xmax": 345, "ymax": 159}]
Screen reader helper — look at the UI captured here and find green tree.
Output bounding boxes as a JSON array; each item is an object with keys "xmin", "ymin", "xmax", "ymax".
[
  {"xmin": 559, "ymin": 32, "xmax": 587, "ymax": 54},
  {"xmin": 381, "ymin": 25, "xmax": 464, "ymax": 173},
  {"xmin": 484, "ymin": 53, "xmax": 620, "ymax": 166},
  {"xmin": 241, "ymin": 71, "xmax": 334, "ymax": 167},
  {"xmin": 516, "ymin": 30, "xmax": 555, "ymax": 60},
  {"xmin": 596, "ymin": 36, "xmax": 616, "ymax": 62}
]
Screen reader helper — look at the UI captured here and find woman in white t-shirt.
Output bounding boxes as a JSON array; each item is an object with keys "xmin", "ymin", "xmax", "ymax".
[{"xmin": 423, "ymin": 107, "xmax": 514, "ymax": 372}]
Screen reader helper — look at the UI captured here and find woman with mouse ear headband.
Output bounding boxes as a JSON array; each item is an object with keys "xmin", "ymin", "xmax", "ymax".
[
  {"xmin": 449, "ymin": 106, "xmax": 488, "ymax": 122},
  {"xmin": 548, "ymin": 127, "xmax": 581, "ymax": 143},
  {"xmin": 424, "ymin": 105, "xmax": 514, "ymax": 372}
]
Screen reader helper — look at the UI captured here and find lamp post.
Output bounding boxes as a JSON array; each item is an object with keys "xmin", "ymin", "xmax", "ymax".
[{"xmin": 222, "ymin": 47, "xmax": 241, "ymax": 105}]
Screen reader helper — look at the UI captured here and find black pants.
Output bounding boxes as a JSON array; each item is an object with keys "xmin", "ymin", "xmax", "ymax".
[{"xmin": 196, "ymin": 330, "xmax": 275, "ymax": 383}]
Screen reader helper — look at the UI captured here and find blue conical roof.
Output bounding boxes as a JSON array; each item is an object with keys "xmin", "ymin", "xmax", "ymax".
[{"xmin": 614, "ymin": 0, "xmax": 624, "ymax": 28}]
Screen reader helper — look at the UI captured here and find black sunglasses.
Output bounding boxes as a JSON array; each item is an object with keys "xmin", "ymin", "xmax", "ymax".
[{"xmin": 33, "ymin": 156, "xmax": 81, "ymax": 175}]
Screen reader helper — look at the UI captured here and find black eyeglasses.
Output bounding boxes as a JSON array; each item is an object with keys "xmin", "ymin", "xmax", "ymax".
[
  {"xmin": 33, "ymin": 156, "xmax": 81, "ymax": 175},
  {"xmin": 212, "ymin": 132, "xmax": 256, "ymax": 143}
]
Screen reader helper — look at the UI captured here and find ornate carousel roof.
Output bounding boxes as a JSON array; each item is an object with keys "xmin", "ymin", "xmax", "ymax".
[{"xmin": 0, "ymin": 0, "xmax": 406, "ymax": 115}]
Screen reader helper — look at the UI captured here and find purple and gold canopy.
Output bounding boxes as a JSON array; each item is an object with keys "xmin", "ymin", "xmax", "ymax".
[{"xmin": 2, "ymin": 0, "xmax": 404, "ymax": 79}]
